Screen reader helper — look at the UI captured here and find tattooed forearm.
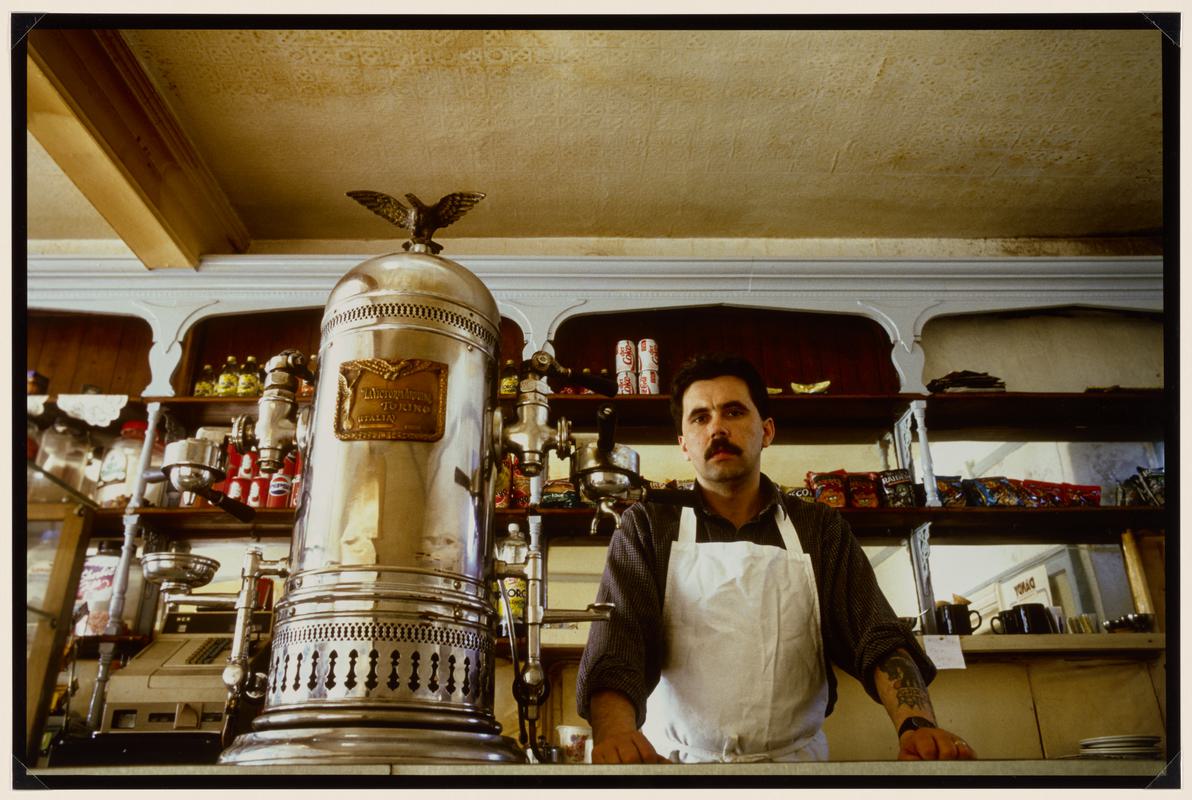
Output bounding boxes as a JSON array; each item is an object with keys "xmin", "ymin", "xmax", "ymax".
[{"xmin": 875, "ymin": 650, "xmax": 934, "ymax": 716}]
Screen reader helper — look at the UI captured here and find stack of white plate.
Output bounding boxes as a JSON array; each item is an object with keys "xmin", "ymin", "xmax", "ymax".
[{"xmin": 1078, "ymin": 735, "xmax": 1162, "ymax": 759}]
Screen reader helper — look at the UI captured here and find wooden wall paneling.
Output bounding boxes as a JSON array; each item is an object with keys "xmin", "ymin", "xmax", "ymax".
[
  {"xmin": 25, "ymin": 313, "xmax": 47, "ymax": 378},
  {"xmin": 176, "ymin": 310, "xmax": 520, "ymax": 393},
  {"xmin": 28, "ymin": 313, "xmax": 152, "ymax": 396},
  {"xmin": 105, "ymin": 317, "xmax": 153, "ymax": 396},
  {"xmin": 1027, "ymin": 657, "xmax": 1166, "ymax": 758},
  {"xmin": 499, "ymin": 317, "xmax": 525, "ymax": 364},
  {"xmin": 32, "ymin": 315, "xmax": 84, "ymax": 396},
  {"xmin": 551, "ymin": 307, "xmax": 899, "ymax": 395},
  {"xmin": 74, "ymin": 315, "xmax": 126, "ymax": 393},
  {"xmin": 172, "ymin": 322, "xmax": 201, "ymax": 396}
]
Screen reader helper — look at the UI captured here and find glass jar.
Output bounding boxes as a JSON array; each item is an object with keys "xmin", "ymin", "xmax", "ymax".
[
  {"xmin": 28, "ymin": 416, "xmax": 91, "ymax": 503},
  {"xmin": 94, "ymin": 421, "xmax": 165, "ymax": 509},
  {"xmin": 73, "ymin": 539, "xmax": 143, "ymax": 637}
]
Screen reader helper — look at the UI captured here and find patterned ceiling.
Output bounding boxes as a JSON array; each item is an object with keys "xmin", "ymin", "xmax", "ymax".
[{"xmin": 26, "ymin": 27, "xmax": 1164, "ymax": 250}]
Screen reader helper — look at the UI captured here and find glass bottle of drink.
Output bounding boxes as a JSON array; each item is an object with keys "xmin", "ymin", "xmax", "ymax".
[
  {"xmin": 499, "ymin": 359, "xmax": 519, "ymax": 395},
  {"xmin": 216, "ymin": 356, "xmax": 240, "ymax": 397},
  {"xmin": 193, "ymin": 364, "xmax": 216, "ymax": 397},
  {"xmin": 237, "ymin": 355, "xmax": 262, "ymax": 397},
  {"xmin": 495, "ymin": 522, "xmax": 529, "ymax": 640}
]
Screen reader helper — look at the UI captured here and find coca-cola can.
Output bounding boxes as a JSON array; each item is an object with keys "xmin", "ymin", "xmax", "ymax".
[
  {"xmin": 616, "ymin": 371, "xmax": 637, "ymax": 395},
  {"xmin": 247, "ymin": 476, "xmax": 269, "ymax": 508},
  {"xmin": 615, "ymin": 340, "xmax": 636, "ymax": 372},
  {"xmin": 226, "ymin": 477, "xmax": 250, "ymax": 502},
  {"xmin": 637, "ymin": 339, "xmax": 659, "ymax": 371},
  {"xmin": 237, "ymin": 450, "xmax": 256, "ymax": 480},
  {"xmin": 638, "ymin": 370, "xmax": 660, "ymax": 395}
]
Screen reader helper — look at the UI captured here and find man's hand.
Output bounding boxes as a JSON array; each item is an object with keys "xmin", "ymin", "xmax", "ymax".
[
  {"xmin": 589, "ymin": 689, "xmax": 671, "ymax": 764},
  {"xmin": 898, "ymin": 726, "xmax": 976, "ymax": 761},
  {"xmin": 591, "ymin": 730, "xmax": 671, "ymax": 764}
]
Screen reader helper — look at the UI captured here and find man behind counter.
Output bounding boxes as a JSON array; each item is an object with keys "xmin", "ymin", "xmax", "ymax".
[{"xmin": 575, "ymin": 353, "xmax": 975, "ymax": 764}]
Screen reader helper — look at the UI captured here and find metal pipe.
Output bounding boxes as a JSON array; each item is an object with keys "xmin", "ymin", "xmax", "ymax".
[{"xmin": 86, "ymin": 401, "xmax": 161, "ymax": 728}]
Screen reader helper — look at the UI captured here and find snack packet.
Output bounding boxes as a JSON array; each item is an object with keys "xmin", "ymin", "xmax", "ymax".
[
  {"xmin": 806, "ymin": 470, "xmax": 848, "ymax": 508},
  {"xmin": 540, "ymin": 479, "xmax": 581, "ymax": 508},
  {"xmin": 878, "ymin": 469, "xmax": 915, "ymax": 508},
  {"xmin": 846, "ymin": 472, "xmax": 881, "ymax": 508},
  {"xmin": 1137, "ymin": 467, "xmax": 1165, "ymax": 506},
  {"xmin": 935, "ymin": 476, "xmax": 967, "ymax": 507},
  {"xmin": 1061, "ymin": 483, "xmax": 1102, "ymax": 507},
  {"xmin": 1021, "ymin": 479, "xmax": 1065, "ymax": 507},
  {"xmin": 964, "ymin": 477, "xmax": 1022, "ymax": 507}
]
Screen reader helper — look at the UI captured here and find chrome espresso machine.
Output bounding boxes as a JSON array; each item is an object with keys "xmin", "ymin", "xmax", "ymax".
[{"xmin": 147, "ymin": 191, "xmax": 658, "ymax": 765}]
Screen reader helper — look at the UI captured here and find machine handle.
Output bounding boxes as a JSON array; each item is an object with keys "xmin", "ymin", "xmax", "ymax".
[
  {"xmin": 596, "ymin": 403, "xmax": 617, "ymax": 454},
  {"xmin": 569, "ymin": 370, "xmax": 619, "ymax": 397},
  {"xmin": 197, "ymin": 487, "xmax": 257, "ymax": 523}
]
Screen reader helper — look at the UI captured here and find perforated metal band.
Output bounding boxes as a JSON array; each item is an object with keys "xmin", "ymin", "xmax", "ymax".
[{"xmin": 322, "ymin": 301, "xmax": 498, "ymax": 347}]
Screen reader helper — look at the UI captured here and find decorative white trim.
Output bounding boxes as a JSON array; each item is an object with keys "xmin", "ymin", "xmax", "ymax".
[
  {"xmin": 55, "ymin": 394, "xmax": 129, "ymax": 427},
  {"xmin": 27, "ymin": 254, "xmax": 1164, "ymax": 395}
]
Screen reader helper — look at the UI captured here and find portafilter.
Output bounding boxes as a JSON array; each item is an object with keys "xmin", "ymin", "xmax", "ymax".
[{"xmin": 160, "ymin": 438, "xmax": 255, "ymax": 522}]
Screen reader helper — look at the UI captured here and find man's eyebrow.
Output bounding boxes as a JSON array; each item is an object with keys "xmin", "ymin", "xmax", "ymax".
[{"xmin": 686, "ymin": 400, "xmax": 748, "ymax": 420}]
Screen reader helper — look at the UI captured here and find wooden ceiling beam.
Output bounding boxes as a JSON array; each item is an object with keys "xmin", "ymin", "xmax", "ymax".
[{"xmin": 26, "ymin": 29, "xmax": 249, "ymax": 269}]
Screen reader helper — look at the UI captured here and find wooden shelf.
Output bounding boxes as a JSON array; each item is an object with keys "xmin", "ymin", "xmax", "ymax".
[
  {"xmin": 93, "ymin": 507, "xmax": 296, "ymax": 538},
  {"xmin": 145, "ymin": 396, "xmax": 312, "ymax": 430},
  {"xmin": 942, "ymin": 632, "xmax": 1164, "ymax": 657},
  {"xmin": 923, "ymin": 390, "xmax": 1166, "ymax": 441},
  {"xmin": 502, "ymin": 393, "xmax": 923, "ymax": 444},
  {"xmin": 492, "ymin": 635, "xmax": 1166, "ymax": 664},
  {"xmin": 148, "ymin": 391, "xmax": 1168, "ymax": 444},
  {"xmin": 521, "ymin": 505, "xmax": 1166, "ymax": 547},
  {"xmin": 89, "ymin": 504, "xmax": 1164, "ymax": 546}
]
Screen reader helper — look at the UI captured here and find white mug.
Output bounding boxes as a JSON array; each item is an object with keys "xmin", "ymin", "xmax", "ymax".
[{"xmin": 556, "ymin": 724, "xmax": 592, "ymax": 764}]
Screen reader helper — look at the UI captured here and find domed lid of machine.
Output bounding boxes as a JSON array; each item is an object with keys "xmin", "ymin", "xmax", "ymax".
[{"xmin": 325, "ymin": 189, "xmax": 499, "ymax": 338}]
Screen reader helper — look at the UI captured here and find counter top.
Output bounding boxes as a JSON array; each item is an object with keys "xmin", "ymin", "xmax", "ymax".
[{"xmin": 28, "ymin": 759, "xmax": 1168, "ymax": 778}]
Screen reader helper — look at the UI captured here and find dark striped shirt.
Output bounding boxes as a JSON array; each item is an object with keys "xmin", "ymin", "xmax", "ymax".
[{"xmin": 575, "ymin": 474, "xmax": 936, "ymax": 729}]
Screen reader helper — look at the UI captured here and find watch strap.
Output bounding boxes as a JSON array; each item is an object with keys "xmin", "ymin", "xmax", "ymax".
[{"xmin": 898, "ymin": 715, "xmax": 938, "ymax": 737}]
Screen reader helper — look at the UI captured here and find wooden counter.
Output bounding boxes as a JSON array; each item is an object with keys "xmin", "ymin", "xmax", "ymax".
[{"xmin": 24, "ymin": 758, "xmax": 1171, "ymax": 786}]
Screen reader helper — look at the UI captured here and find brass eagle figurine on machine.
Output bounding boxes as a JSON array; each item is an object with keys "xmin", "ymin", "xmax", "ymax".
[{"xmin": 347, "ymin": 190, "xmax": 486, "ymax": 254}]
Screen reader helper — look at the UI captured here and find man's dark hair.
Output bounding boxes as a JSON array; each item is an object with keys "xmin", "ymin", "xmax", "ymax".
[{"xmin": 668, "ymin": 353, "xmax": 770, "ymax": 432}]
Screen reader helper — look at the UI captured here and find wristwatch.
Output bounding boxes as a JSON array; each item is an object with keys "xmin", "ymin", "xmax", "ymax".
[{"xmin": 898, "ymin": 716, "xmax": 938, "ymax": 737}]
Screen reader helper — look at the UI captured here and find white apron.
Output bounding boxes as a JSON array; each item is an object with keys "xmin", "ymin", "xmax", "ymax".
[{"xmin": 641, "ymin": 502, "xmax": 830, "ymax": 763}]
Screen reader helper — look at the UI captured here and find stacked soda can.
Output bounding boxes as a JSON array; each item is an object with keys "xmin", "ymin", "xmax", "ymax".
[
  {"xmin": 615, "ymin": 340, "xmax": 636, "ymax": 395},
  {"xmin": 613, "ymin": 339, "xmax": 660, "ymax": 395},
  {"xmin": 637, "ymin": 339, "xmax": 660, "ymax": 394}
]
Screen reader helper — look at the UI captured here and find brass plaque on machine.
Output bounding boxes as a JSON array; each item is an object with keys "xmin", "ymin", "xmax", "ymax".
[{"xmin": 336, "ymin": 358, "xmax": 448, "ymax": 441}]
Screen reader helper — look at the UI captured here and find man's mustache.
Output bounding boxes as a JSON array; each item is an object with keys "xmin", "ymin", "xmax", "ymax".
[{"xmin": 705, "ymin": 440, "xmax": 742, "ymax": 459}]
